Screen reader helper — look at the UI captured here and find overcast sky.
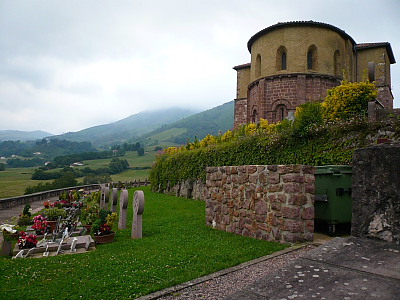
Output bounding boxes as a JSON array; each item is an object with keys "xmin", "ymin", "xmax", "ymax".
[{"xmin": 0, "ymin": 0, "xmax": 399, "ymax": 135}]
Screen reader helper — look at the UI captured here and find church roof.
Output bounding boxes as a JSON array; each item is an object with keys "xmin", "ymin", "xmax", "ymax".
[
  {"xmin": 247, "ymin": 21, "xmax": 356, "ymax": 51},
  {"xmin": 233, "ymin": 63, "xmax": 251, "ymax": 70},
  {"xmin": 355, "ymin": 42, "xmax": 396, "ymax": 64}
]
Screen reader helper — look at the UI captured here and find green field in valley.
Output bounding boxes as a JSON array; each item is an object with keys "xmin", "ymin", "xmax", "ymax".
[{"xmin": 0, "ymin": 150, "xmax": 157, "ymax": 199}]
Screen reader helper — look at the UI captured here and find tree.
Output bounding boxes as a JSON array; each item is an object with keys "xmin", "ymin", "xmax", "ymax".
[
  {"xmin": 137, "ymin": 147, "xmax": 145, "ymax": 156},
  {"xmin": 323, "ymin": 80, "xmax": 378, "ymax": 121},
  {"xmin": 0, "ymin": 163, "xmax": 5, "ymax": 171}
]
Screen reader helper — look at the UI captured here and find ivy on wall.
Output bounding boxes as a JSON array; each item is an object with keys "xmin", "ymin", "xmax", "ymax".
[{"xmin": 150, "ymin": 118, "xmax": 400, "ymax": 191}]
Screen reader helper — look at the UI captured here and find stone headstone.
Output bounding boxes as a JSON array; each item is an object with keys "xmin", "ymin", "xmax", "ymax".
[
  {"xmin": 112, "ymin": 188, "xmax": 118, "ymax": 213},
  {"xmin": 103, "ymin": 187, "xmax": 110, "ymax": 210},
  {"xmin": 118, "ymin": 189, "xmax": 129, "ymax": 230},
  {"xmin": 131, "ymin": 190, "xmax": 145, "ymax": 239},
  {"xmin": 100, "ymin": 185, "xmax": 106, "ymax": 210}
]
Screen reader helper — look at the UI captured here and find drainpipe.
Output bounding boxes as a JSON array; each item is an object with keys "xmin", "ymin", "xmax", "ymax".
[{"xmin": 354, "ymin": 43, "xmax": 358, "ymax": 81}]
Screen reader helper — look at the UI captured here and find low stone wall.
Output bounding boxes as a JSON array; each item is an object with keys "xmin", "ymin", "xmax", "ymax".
[
  {"xmin": 352, "ymin": 143, "xmax": 400, "ymax": 244},
  {"xmin": 205, "ymin": 165, "xmax": 315, "ymax": 243},
  {"xmin": 162, "ymin": 180, "xmax": 206, "ymax": 201},
  {"xmin": 0, "ymin": 184, "xmax": 101, "ymax": 210}
]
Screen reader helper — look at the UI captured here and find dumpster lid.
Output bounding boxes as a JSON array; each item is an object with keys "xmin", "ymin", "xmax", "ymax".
[{"xmin": 315, "ymin": 165, "xmax": 352, "ymax": 175}]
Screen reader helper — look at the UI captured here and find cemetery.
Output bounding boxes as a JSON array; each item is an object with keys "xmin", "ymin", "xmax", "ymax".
[
  {"xmin": 0, "ymin": 185, "xmax": 287, "ymax": 299},
  {"xmin": 0, "ymin": 187, "xmax": 145, "ymax": 258}
]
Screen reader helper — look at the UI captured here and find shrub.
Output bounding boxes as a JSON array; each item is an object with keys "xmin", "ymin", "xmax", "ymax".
[
  {"xmin": 293, "ymin": 101, "xmax": 324, "ymax": 137},
  {"xmin": 322, "ymin": 80, "xmax": 377, "ymax": 121}
]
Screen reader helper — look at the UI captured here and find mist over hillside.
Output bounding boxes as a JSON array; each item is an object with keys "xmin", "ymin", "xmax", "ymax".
[{"xmin": 0, "ymin": 130, "xmax": 53, "ymax": 142}]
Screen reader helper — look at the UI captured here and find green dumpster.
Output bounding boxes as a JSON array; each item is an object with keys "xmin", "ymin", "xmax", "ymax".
[{"xmin": 314, "ymin": 165, "xmax": 352, "ymax": 235}]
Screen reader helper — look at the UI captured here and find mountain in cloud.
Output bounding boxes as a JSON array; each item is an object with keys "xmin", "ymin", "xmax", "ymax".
[
  {"xmin": 140, "ymin": 101, "xmax": 234, "ymax": 146},
  {"xmin": 0, "ymin": 130, "xmax": 53, "ymax": 142}
]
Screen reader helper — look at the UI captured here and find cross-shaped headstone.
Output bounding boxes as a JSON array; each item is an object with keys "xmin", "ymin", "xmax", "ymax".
[{"xmin": 131, "ymin": 190, "xmax": 145, "ymax": 239}]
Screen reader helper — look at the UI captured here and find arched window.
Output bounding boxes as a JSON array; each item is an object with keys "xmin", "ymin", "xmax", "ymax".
[
  {"xmin": 255, "ymin": 54, "xmax": 261, "ymax": 77},
  {"xmin": 334, "ymin": 50, "xmax": 341, "ymax": 76},
  {"xmin": 307, "ymin": 45, "xmax": 317, "ymax": 70},
  {"xmin": 251, "ymin": 108, "xmax": 259, "ymax": 123},
  {"xmin": 276, "ymin": 46, "xmax": 287, "ymax": 71},
  {"xmin": 275, "ymin": 104, "xmax": 287, "ymax": 122}
]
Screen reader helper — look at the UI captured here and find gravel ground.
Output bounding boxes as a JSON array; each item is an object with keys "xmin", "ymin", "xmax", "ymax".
[{"xmin": 154, "ymin": 245, "xmax": 316, "ymax": 300}]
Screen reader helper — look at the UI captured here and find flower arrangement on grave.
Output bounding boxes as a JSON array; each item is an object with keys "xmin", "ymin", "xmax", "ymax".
[
  {"xmin": 15, "ymin": 204, "xmax": 33, "ymax": 226},
  {"xmin": 43, "ymin": 207, "xmax": 66, "ymax": 221},
  {"xmin": 18, "ymin": 232, "xmax": 38, "ymax": 249},
  {"xmin": 0, "ymin": 224, "xmax": 18, "ymax": 241},
  {"xmin": 92, "ymin": 210, "xmax": 117, "ymax": 236},
  {"xmin": 43, "ymin": 201, "xmax": 52, "ymax": 208},
  {"xmin": 81, "ymin": 202, "xmax": 100, "ymax": 226},
  {"xmin": 31, "ymin": 215, "xmax": 48, "ymax": 234},
  {"xmin": 60, "ymin": 199, "xmax": 69, "ymax": 207}
]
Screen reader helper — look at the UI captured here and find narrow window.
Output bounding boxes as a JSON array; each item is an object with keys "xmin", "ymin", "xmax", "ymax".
[
  {"xmin": 307, "ymin": 51, "xmax": 313, "ymax": 69},
  {"xmin": 334, "ymin": 50, "xmax": 341, "ymax": 76},
  {"xmin": 276, "ymin": 46, "xmax": 287, "ymax": 71},
  {"xmin": 255, "ymin": 54, "xmax": 261, "ymax": 77},
  {"xmin": 282, "ymin": 52, "xmax": 287, "ymax": 70},
  {"xmin": 275, "ymin": 104, "xmax": 286, "ymax": 122},
  {"xmin": 251, "ymin": 109, "xmax": 259, "ymax": 123},
  {"xmin": 307, "ymin": 45, "xmax": 317, "ymax": 70}
]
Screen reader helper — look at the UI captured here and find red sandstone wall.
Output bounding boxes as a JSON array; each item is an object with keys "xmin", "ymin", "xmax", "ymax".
[
  {"xmin": 242, "ymin": 74, "xmax": 340, "ymax": 125},
  {"xmin": 205, "ymin": 165, "xmax": 315, "ymax": 243}
]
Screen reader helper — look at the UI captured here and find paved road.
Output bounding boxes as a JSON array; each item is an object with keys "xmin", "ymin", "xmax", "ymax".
[{"xmin": 225, "ymin": 236, "xmax": 400, "ymax": 300}]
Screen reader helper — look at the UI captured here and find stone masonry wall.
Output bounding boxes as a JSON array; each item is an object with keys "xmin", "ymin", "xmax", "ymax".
[
  {"xmin": 205, "ymin": 165, "xmax": 315, "ymax": 243},
  {"xmin": 352, "ymin": 143, "xmax": 400, "ymax": 244}
]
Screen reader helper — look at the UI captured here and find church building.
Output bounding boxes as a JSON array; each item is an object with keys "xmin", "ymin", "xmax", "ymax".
[{"xmin": 233, "ymin": 21, "xmax": 396, "ymax": 127}]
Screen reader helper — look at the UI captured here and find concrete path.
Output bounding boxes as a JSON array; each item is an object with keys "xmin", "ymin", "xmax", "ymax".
[
  {"xmin": 0, "ymin": 197, "xmax": 59, "ymax": 224},
  {"xmin": 225, "ymin": 236, "xmax": 400, "ymax": 300}
]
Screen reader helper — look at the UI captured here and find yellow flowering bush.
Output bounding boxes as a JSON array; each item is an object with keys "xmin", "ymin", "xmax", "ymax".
[
  {"xmin": 245, "ymin": 123, "xmax": 257, "ymax": 136},
  {"xmin": 221, "ymin": 130, "xmax": 234, "ymax": 142},
  {"xmin": 323, "ymin": 80, "xmax": 377, "ymax": 121},
  {"xmin": 199, "ymin": 134, "xmax": 217, "ymax": 147}
]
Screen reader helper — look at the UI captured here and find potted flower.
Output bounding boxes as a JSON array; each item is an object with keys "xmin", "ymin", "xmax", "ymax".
[
  {"xmin": 31, "ymin": 215, "xmax": 48, "ymax": 235},
  {"xmin": 15, "ymin": 204, "xmax": 33, "ymax": 226},
  {"xmin": 1, "ymin": 224, "xmax": 19, "ymax": 256},
  {"xmin": 92, "ymin": 210, "xmax": 118, "ymax": 244},
  {"xmin": 81, "ymin": 191, "xmax": 101, "ymax": 233},
  {"xmin": 43, "ymin": 201, "xmax": 51, "ymax": 209},
  {"xmin": 17, "ymin": 232, "xmax": 38, "ymax": 249},
  {"xmin": 43, "ymin": 208, "xmax": 66, "ymax": 232}
]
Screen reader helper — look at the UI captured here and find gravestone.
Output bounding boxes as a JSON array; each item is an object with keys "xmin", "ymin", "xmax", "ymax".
[
  {"xmin": 131, "ymin": 190, "xmax": 145, "ymax": 239},
  {"xmin": 112, "ymin": 188, "xmax": 118, "ymax": 213},
  {"xmin": 103, "ymin": 187, "xmax": 110, "ymax": 210},
  {"xmin": 118, "ymin": 189, "xmax": 129, "ymax": 230},
  {"xmin": 100, "ymin": 185, "xmax": 106, "ymax": 209}
]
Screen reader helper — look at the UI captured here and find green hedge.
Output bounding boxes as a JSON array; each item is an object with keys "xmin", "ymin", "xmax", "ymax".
[{"xmin": 150, "ymin": 118, "xmax": 400, "ymax": 190}]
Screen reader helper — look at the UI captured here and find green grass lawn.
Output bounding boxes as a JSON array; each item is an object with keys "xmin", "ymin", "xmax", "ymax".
[
  {"xmin": 0, "ymin": 168, "xmax": 52, "ymax": 198},
  {"xmin": 0, "ymin": 187, "xmax": 288, "ymax": 299}
]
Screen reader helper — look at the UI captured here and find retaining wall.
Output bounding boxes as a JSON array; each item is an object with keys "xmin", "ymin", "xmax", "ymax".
[
  {"xmin": 0, "ymin": 184, "xmax": 101, "ymax": 210},
  {"xmin": 205, "ymin": 165, "xmax": 315, "ymax": 243}
]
